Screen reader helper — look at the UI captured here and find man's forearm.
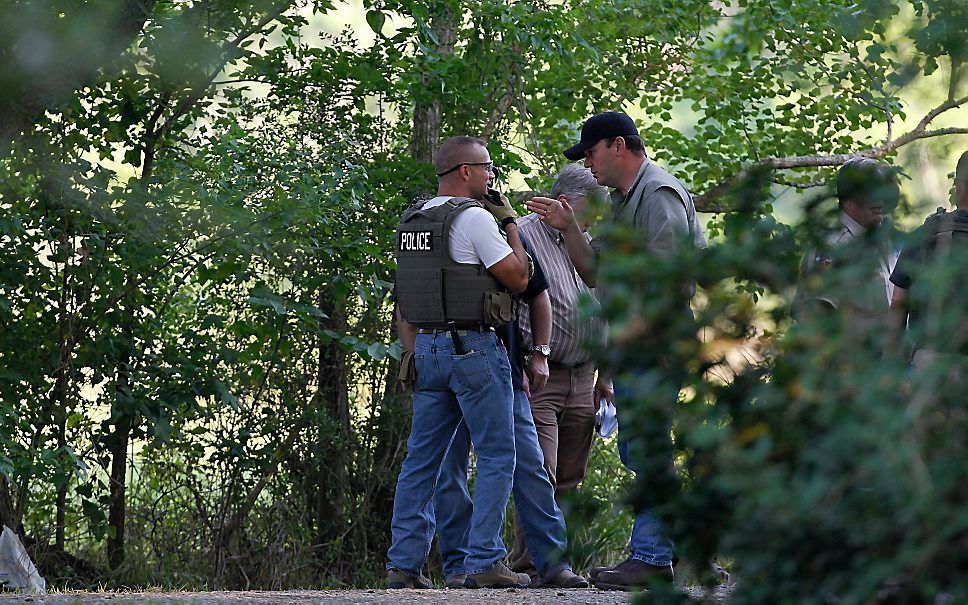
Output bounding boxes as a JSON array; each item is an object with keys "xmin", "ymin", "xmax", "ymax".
[
  {"xmin": 886, "ymin": 286, "xmax": 909, "ymax": 352},
  {"xmin": 529, "ymin": 291, "xmax": 552, "ymax": 347},
  {"xmin": 504, "ymin": 223, "xmax": 530, "ymax": 273},
  {"xmin": 562, "ymin": 221, "xmax": 597, "ymax": 287}
]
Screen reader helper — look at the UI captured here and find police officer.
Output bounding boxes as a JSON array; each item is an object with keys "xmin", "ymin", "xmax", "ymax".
[
  {"xmin": 387, "ymin": 136, "xmax": 532, "ymax": 589},
  {"xmin": 794, "ymin": 157, "xmax": 900, "ymax": 339},
  {"xmin": 889, "ymin": 150, "xmax": 968, "ymax": 372}
]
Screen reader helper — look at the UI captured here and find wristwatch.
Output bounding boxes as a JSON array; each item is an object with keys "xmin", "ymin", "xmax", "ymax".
[{"xmin": 531, "ymin": 344, "xmax": 551, "ymax": 357}]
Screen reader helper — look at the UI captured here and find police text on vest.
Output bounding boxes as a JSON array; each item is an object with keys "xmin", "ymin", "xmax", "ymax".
[{"xmin": 399, "ymin": 231, "xmax": 433, "ymax": 251}]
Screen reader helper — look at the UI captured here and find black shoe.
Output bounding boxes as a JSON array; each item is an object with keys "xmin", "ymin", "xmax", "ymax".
[
  {"xmin": 592, "ymin": 558, "xmax": 674, "ymax": 591},
  {"xmin": 589, "ymin": 565, "xmax": 613, "ymax": 579}
]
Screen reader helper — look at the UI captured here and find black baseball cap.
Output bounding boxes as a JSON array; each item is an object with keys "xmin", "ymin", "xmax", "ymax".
[{"xmin": 563, "ymin": 112, "xmax": 639, "ymax": 161}]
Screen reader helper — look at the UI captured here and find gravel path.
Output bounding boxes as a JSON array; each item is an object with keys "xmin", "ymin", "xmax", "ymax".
[
  {"xmin": 1, "ymin": 585, "xmax": 732, "ymax": 604},
  {"xmin": 0, "ymin": 589, "xmax": 631, "ymax": 604}
]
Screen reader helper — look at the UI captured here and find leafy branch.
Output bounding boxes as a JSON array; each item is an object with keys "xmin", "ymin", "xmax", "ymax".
[{"xmin": 694, "ymin": 93, "xmax": 968, "ymax": 212}]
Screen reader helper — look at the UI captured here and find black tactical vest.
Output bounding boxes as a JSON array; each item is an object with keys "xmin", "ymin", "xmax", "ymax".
[
  {"xmin": 914, "ymin": 208, "xmax": 968, "ymax": 354},
  {"xmin": 924, "ymin": 207, "xmax": 968, "ymax": 251},
  {"xmin": 395, "ymin": 197, "xmax": 513, "ymax": 329}
]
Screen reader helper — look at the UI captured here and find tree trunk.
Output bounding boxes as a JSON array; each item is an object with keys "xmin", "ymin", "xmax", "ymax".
[
  {"xmin": 369, "ymin": 359, "xmax": 410, "ymax": 535},
  {"xmin": 106, "ymin": 259, "xmax": 136, "ymax": 570},
  {"xmin": 54, "ymin": 416, "xmax": 68, "ymax": 550},
  {"xmin": 409, "ymin": 2, "xmax": 458, "ymax": 165},
  {"xmin": 313, "ymin": 288, "xmax": 348, "ymax": 573},
  {"xmin": 52, "ymin": 205, "xmax": 74, "ymax": 552},
  {"xmin": 0, "ymin": 476, "xmax": 16, "ymax": 531},
  {"xmin": 106, "ymin": 414, "xmax": 131, "ymax": 569}
]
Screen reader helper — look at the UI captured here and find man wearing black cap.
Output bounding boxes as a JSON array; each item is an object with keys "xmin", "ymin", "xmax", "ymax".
[{"xmin": 527, "ymin": 111, "xmax": 706, "ymax": 591}]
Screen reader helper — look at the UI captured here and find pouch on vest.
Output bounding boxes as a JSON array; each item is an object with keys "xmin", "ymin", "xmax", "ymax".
[
  {"xmin": 484, "ymin": 291, "xmax": 513, "ymax": 326},
  {"xmin": 398, "ymin": 350, "xmax": 416, "ymax": 390}
]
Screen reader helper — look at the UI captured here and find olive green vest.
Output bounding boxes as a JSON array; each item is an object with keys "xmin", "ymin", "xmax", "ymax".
[{"xmin": 395, "ymin": 197, "xmax": 513, "ymax": 328}]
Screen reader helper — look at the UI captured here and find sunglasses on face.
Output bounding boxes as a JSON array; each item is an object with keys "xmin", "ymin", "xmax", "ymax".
[{"xmin": 436, "ymin": 162, "xmax": 499, "ymax": 178}]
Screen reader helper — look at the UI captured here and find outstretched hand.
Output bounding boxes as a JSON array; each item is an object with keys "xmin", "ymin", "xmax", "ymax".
[{"xmin": 526, "ymin": 196, "xmax": 576, "ymax": 232}]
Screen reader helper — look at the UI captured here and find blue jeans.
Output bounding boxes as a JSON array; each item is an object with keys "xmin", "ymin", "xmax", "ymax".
[
  {"xmin": 387, "ymin": 330, "xmax": 516, "ymax": 577},
  {"xmin": 615, "ymin": 373, "xmax": 675, "ymax": 567},
  {"xmin": 435, "ymin": 389, "xmax": 571, "ymax": 579}
]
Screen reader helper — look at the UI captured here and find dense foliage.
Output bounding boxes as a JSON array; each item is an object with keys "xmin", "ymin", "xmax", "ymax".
[
  {"xmin": 0, "ymin": 0, "xmax": 965, "ymax": 599},
  {"xmin": 598, "ymin": 181, "xmax": 966, "ymax": 603}
]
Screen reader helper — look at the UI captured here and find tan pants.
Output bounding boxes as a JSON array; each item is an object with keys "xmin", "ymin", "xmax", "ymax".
[{"xmin": 508, "ymin": 362, "xmax": 596, "ymax": 574}]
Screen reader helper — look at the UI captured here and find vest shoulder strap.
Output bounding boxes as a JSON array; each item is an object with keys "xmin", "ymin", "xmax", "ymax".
[
  {"xmin": 399, "ymin": 197, "xmax": 487, "ymax": 263},
  {"xmin": 924, "ymin": 208, "xmax": 968, "ymax": 236},
  {"xmin": 401, "ymin": 196, "xmax": 480, "ymax": 221}
]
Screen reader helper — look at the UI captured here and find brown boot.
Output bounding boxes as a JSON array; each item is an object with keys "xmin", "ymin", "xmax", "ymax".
[
  {"xmin": 592, "ymin": 558, "xmax": 674, "ymax": 591},
  {"xmin": 465, "ymin": 561, "xmax": 532, "ymax": 588},
  {"xmin": 444, "ymin": 573, "xmax": 467, "ymax": 588},
  {"xmin": 536, "ymin": 568, "xmax": 589, "ymax": 588},
  {"xmin": 387, "ymin": 569, "xmax": 432, "ymax": 589}
]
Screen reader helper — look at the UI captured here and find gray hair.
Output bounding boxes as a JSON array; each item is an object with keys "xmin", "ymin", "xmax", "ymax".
[{"xmin": 551, "ymin": 163, "xmax": 607, "ymax": 202}]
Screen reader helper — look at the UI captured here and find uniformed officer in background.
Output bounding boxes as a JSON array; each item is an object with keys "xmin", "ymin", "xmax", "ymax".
[
  {"xmin": 889, "ymin": 150, "xmax": 968, "ymax": 373},
  {"xmin": 387, "ymin": 136, "xmax": 532, "ymax": 588},
  {"xmin": 794, "ymin": 157, "xmax": 900, "ymax": 339}
]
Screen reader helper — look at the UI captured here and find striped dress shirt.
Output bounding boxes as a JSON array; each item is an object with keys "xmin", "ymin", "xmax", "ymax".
[{"xmin": 517, "ymin": 213, "xmax": 606, "ymax": 367}]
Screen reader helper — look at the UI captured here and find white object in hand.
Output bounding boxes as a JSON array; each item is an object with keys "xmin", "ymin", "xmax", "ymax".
[{"xmin": 595, "ymin": 397, "xmax": 618, "ymax": 439}]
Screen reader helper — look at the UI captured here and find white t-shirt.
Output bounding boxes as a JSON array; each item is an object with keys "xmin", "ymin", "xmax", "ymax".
[{"xmin": 423, "ymin": 196, "xmax": 513, "ymax": 268}]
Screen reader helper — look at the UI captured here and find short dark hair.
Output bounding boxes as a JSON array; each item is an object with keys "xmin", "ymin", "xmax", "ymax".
[
  {"xmin": 956, "ymin": 150, "xmax": 968, "ymax": 185},
  {"xmin": 836, "ymin": 157, "xmax": 899, "ymax": 209},
  {"xmin": 435, "ymin": 136, "xmax": 486, "ymax": 176},
  {"xmin": 606, "ymin": 135, "xmax": 645, "ymax": 157}
]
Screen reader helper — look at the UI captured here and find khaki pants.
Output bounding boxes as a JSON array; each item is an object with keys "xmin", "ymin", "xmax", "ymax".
[{"xmin": 507, "ymin": 362, "xmax": 596, "ymax": 574}]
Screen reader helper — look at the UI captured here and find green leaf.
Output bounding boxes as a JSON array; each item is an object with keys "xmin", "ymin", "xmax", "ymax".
[
  {"xmin": 249, "ymin": 296, "xmax": 288, "ymax": 315},
  {"xmin": 366, "ymin": 342, "xmax": 387, "ymax": 360},
  {"xmin": 217, "ymin": 382, "xmax": 240, "ymax": 410},
  {"xmin": 366, "ymin": 10, "xmax": 386, "ymax": 36}
]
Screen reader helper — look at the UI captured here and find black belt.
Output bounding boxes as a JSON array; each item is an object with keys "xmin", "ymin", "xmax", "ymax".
[
  {"xmin": 548, "ymin": 360, "xmax": 592, "ymax": 371},
  {"xmin": 417, "ymin": 325, "xmax": 493, "ymax": 334},
  {"xmin": 417, "ymin": 322, "xmax": 493, "ymax": 355}
]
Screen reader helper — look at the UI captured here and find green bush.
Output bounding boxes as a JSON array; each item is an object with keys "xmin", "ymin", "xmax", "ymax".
[{"xmin": 601, "ymin": 186, "xmax": 966, "ymax": 604}]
